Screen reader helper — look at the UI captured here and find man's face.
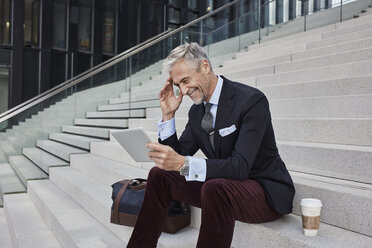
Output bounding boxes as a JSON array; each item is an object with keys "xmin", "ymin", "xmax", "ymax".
[{"xmin": 170, "ymin": 59, "xmax": 211, "ymax": 105}]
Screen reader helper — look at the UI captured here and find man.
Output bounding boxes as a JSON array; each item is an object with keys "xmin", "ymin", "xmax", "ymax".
[{"xmin": 127, "ymin": 42, "xmax": 295, "ymax": 248}]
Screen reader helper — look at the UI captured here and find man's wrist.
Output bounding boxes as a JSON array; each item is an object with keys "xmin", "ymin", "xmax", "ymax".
[
  {"xmin": 178, "ymin": 156, "xmax": 186, "ymax": 171},
  {"xmin": 162, "ymin": 112, "xmax": 175, "ymax": 122}
]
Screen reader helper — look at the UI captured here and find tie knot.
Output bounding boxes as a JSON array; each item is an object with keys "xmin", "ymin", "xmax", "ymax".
[{"xmin": 205, "ymin": 103, "xmax": 212, "ymax": 112}]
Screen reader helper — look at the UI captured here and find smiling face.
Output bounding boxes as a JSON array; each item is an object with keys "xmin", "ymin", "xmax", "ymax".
[{"xmin": 170, "ymin": 59, "xmax": 215, "ymax": 105}]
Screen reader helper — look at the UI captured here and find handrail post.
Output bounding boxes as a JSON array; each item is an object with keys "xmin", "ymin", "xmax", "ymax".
[
  {"xmin": 299, "ymin": 0, "xmax": 308, "ymax": 32},
  {"xmin": 258, "ymin": 0, "xmax": 261, "ymax": 43},
  {"xmin": 340, "ymin": 0, "xmax": 343, "ymax": 22}
]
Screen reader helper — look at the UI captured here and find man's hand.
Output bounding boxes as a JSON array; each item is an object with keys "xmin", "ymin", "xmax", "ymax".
[
  {"xmin": 147, "ymin": 142, "xmax": 185, "ymax": 171},
  {"xmin": 159, "ymin": 77, "xmax": 183, "ymax": 121}
]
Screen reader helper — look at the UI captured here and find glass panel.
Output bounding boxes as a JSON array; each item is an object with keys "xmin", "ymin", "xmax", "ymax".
[
  {"xmin": 168, "ymin": 8, "xmax": 181, "ymax": 24},
  {"xmin": 141, "ymin": 2, "xmax": 164, "ymax": 41},
  {"xmin": 0, "ymin": 67, "xmax": 9, "ymax": 114},
  {"xmin": 77, "ymin": 0, "xmax": 92, "ymax": 52},
  {"xmin": 24, "ymin": 0, "xmax": 40, "ymax": 47},
  {"xmin": 23, "ymin": 49, "xmax": 39, "ymax": 101},
  {"xmin": 51, "ymin": 51, "xmax": 67, "ymax": 87},
  {"xmin": 103, "ymin": 0, "xmax": 115, "ymax": 54},
  {"xmin": 0, "ymin": 0, "xmax": 11, "ymax": 45},
  {"xmin": 52, "ymin": 0, "xmax": 67, "ymax": 49},
  {"xmin": 188, "ymin": 0, "xmax": 198, "ymax": 10},
  {"xmin": 74, "ymin": 52, "xmax": 91, "ymax": 77}
]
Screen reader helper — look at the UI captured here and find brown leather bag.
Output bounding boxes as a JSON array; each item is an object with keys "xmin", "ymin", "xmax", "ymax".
[{"xmin": 110, "ymin": 178, "xmax": 191, "ymax": 234}]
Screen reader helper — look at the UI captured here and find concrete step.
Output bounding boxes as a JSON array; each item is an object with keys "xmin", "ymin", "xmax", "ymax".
[
  {"xmin": 8, "ymin": 155, "xmax": 48, "ymax": 185},
  {"xmin": 0, "ymin": 208, "xmax": 12, "ymax": 248},
  {"xmin": 67, "ymin": 155, "xmax": 371, "ymax": 247},
  {"xmin": 308, "ymin": 27, "xmax": 372, "ymax": 50},
  {"xmin": 86, "ymin": 109, "xmax": 145, "ymax": 119},
  {"xmin": 216, "ymin": 54, "xmax": 292, "ymax": 74},
  {"xmin": 275, "ymin": 47, "xmax": 372, "ymax": 73},
  {"xmin": 70, "ymin": 153, "xmax": 148, "ymax": 184},
  {"xmin": 49, "ymin": 133, "xmax": 105, "ymax": 150},
  {"xmin": 272, "ymin": 118, "xmax": 372, "ymax": 146},
  {"xmin": 269, "ymin": 94, "xmax": 372, "ymax": 118},
  {"xmin": 90, "ymin": 141, "xmax": 141, "ymax": 168},
  {"xmin": 278, "ymin": 140, "xmax": 372, "ymax": 184},
  {"xmin": 49, "ymin": 166, "xmax": 196, "ymax": 248},
  {"xmin": 74, "ymin": 119, "xmax": 128, "ymax": 128},
  {"xmin": 290, "ymin": 171, "xmax": 372, "ymax": 237},
  {"xmin": 97, "ymin": 99, "xmax": 159, "ymax": 111},
  {"xmin": 231, "ymin": 214, "xmax": 372, "ymax": 248},
  {"xmin": 259, "ymin": 76, "xmax": 372, "ymax": 99},
  {"xmin": 322, "ymin": 20, "xmax": 372, "ymax": 39},
  {"xmin": 27, "ymin": 180, "xmax": 125, "ymax": 248},
  {"xmin": 3, "ymin": 193, "xmax": 62, "ymax": 248},
  {"xmin": 0, "ymin": 163, "xmax": 26, "ymax": 207},
  {"xmin": 146, "ymin": 94, "xmax": 372, "ymax": 118},
  {"xmin": 130, "ymin": 117, "xmax": 372, "ymax": 146},
  {"xmin": 293, "ymin": 37, "xmax": 372, "ymax": 60},
  {"xmin": 23, "ymin": 147, "xmax": 69, "ymax": 173},
  {"xmin": 256, "ymin": 60, "xmax": 372, "ymax": 87},
  {"xmin": 36, "ymin": 140, "xmax": 87, "ymax": 162},
  {"xmin": 217, "ymin": 65, "xmax": 275, "ymax": 80},
  {"xmin": 62, "ymin": 125, "xmax": 117, "ymax": 139}
]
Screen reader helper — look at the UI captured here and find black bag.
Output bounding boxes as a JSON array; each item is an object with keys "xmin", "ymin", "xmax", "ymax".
[{"xmin": 110, "ymin": 178, "xmax": 191, "ymax": 234}]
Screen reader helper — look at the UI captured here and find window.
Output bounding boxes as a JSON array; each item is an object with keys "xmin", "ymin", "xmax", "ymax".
[
  {"xmin": 0, "ymin": 0, "xmax": 11, "ymax": 45},
  {"xmin": 0, "ymin": 67, "xmax": 9, "ymax": 113},
  {"xmin": 77, "ymin": 0, "xmax": 92, "ymax": 52},
  {"xmin": 24, "ymin": 0, "xmax": 40, "ymax": 47},
  {"xmin": 103, "ymin": 0, "xmax": 115, "ymax": 54},
  {"xmin": 52, "ymin": 0, "xmax": 68, "ymax": 49}
]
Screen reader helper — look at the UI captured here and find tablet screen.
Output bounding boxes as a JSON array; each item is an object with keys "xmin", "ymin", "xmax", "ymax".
[{"xmin": 111, "ymin": 128, "xmax": 153, "ymax": 162}]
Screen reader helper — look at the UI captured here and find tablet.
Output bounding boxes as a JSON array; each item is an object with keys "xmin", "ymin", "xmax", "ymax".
[{"xmin": 111, "ymin": 128, "xmax": 153, "ymax": 162}]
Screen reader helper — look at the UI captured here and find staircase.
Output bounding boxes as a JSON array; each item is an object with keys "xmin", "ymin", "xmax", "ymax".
[{"xmin": 1, "ymin": 3, "xmax": 372, "ymax": 248}]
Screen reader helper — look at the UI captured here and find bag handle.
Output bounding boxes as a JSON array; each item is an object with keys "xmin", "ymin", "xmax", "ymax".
[{"xmin": 112, "ymin": 180, "xmax": 130, "ymax": 224}]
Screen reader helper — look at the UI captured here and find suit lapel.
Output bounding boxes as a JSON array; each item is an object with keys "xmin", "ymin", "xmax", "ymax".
[{"xmin": 214, "ymin": 77, "xmax": 235, "ymax": 157}]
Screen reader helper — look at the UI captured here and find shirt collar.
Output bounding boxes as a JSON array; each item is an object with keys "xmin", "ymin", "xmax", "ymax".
[{"xmin": 204, "ymin": 75, "xmax": 223, "ymax": 106}]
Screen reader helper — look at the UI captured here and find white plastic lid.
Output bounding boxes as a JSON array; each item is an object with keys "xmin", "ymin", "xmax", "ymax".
[{"xmin": 300, "ymin": 198, "xmax": 322, "ymax": 208}]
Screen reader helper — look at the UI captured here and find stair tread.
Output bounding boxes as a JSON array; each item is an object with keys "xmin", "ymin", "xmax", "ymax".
[
  {"xmin": 4, "ymin": 193, "xmax": 62, "ymax": 248},
  {"xmin": 8, "ymin": 155, "xmax": 48, "ymax": 182},
  {"xmin": 51, "ymin": 166, "xmax": 372, "ymax": 247},
  {"xmin": 50, "ymin": 166, "xmax": 198, "ymax": 247},
  {"xmin": 0, "ymin": 208, "xmax": 12, "ymax": 248},
  {"xmin": 50, "ymin": 132, "xmax": 105, "ymax": 143},
  {"xmin": 37, "ymin": 140, "xmax": 87, "ymax": 154},
  {"xmin": 0, "ymin": 163, "xmax": 27, "ymax": 203},
  {"xmin": 27, "ymin": 180, "xmax": 125, "ymax": 248},
  {"xmin": 23, "ymin": 147, "xmax": 69, "ymax": 167}
]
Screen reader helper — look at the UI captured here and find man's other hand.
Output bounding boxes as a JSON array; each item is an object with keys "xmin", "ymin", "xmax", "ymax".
[
  {"xmin": 147, "ymin": 142, "xmax": 185, "ymax": 171},
  {"xmin": 159, "ymin": 77, "xmax": 183, "ymax": 121}
]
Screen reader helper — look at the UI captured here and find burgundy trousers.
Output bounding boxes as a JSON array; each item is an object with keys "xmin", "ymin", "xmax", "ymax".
[{"xmin": 127, "ymin": 167, "xmax": 281, "ymax": 248}]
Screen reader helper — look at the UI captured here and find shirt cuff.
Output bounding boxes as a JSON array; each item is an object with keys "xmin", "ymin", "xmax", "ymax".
[
  {"xmin": 184, "ymin": 156, "xmax": 206, "ymax": 182},
  {"xmin": 158, "ymin": 118, "xmax": 176, "ymax": 141}
]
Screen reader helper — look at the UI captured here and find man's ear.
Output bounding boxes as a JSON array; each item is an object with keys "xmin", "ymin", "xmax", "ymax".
[{"xmin": 201, "ymin": 59, "xmax": 211, "ymax": 74}]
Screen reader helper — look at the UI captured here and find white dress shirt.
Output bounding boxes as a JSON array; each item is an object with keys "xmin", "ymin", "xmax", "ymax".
[{"xmin": 158, "ymin": 75, "xmax": 224, "ymax": 181}]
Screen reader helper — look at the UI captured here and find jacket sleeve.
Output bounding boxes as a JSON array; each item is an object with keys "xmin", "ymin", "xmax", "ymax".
[
  {"xmin": 159, "ymin": 121, "xmax": 200, "ymax": 157},
  {"xmin": 206, "ymin": 94, "xmax": 270, "ymax": 181}
]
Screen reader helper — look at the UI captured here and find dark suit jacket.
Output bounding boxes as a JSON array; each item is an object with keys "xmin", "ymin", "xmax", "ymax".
[{"xmin": 160, "ymin": 76, "xmax": 295, "ymax": 214}]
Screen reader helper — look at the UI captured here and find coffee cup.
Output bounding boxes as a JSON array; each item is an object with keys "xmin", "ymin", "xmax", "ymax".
[{"xmin": 300, "ymin": 198, "xmax": 322, "ymax": 236}]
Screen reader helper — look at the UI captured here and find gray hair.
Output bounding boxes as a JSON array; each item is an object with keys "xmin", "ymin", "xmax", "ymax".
[{"xmin": 162, "ymin": 42, "xmax": 213, "ymax": 74}]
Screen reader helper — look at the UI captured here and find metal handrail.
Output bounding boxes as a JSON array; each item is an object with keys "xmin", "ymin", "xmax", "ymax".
[{"xmin": 0, "ymin": 0, "xmax": 242, "ymax": 124}]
